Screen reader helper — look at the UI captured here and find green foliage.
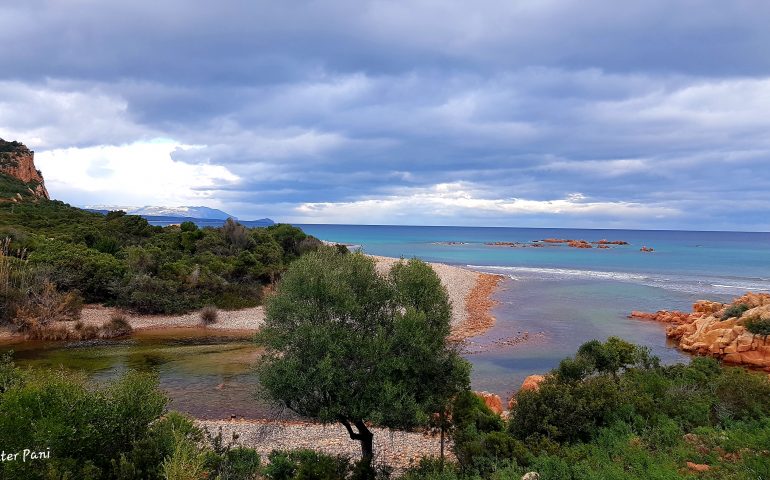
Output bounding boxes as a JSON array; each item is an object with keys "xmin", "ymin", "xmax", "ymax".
[
  {"xmin": 0, "ymin": 359, "xmax": 169, "ymax": 479},
  {"xmin": 161, "ymin": 432, "xmax": 208, "ymax": 480},
  {"xmin": 447, "ymin": 339, "xmax": 770, "ymax": 479},
  {"xmin": 744, "ymin": 316, "xmax": 770, "ymax": 339},
  {"xmin": 722, "ymin": 303, "xmax": 750, "ymax": 320},
  {"xmin": 0, "ymin": 172, "xmax": 38, "ymax": 199},
  {"xmin": 256, "ymin": 250, "xmax": 470, "ymax": 468},
  {"xmin": 264, "ymin": 450, "xmax": 352, "ymax": 480}
]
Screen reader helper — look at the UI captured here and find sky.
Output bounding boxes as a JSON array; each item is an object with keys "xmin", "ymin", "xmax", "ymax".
[{"xmin": 1, "ymin": 1, "xmax": 769, "ymax": 231}]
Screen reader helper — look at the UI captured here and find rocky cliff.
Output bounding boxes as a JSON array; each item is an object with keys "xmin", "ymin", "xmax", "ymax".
[
  {"xmin": 0, "ymin": 139, "xmax": 49, "ymax": 200},
  {"xmin": 631, "ymin": 292, "xmax": 770, "ymax": 370}
]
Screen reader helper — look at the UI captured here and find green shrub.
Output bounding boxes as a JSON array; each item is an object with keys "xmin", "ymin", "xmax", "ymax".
[
  {"xmin": 120, "ymin": 412, "xmax": 203, "ymax": 480},
  {"xmin": 161, "ymin": 432, "xmax": 207, "ymax": 480},
  {"xmin": 722, "ymin": 303, "xmax": 750, "ymax": 320},
  {"xmin": 452, "ymin": 390, "xmax": 504, "ymax": 435},
  {"xmin": 264, "ymin": 450, "xmax": 351, "ymax": 480},
  {"xmin": 29, "ymin": 240, "xmax": 125, "ymax": 302},
  {"xmin": 0, "ymin": 363, "xmax": 168, "ymax": 479},
  {"xmin": 402, "ymin": 458, "xmax": 463, "ymax": 480},
  {"xmin": 745, "ymin": 316, "xmax": 770, "ymax": 339},
  {"xmin": 509, "ymin": 374, "xmax": 621, "ymax": 443}
]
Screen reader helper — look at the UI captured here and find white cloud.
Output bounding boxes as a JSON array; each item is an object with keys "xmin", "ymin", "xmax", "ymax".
[
  {"xmin": 292, "ymin": 182, "xmax": 679, "ymax": 225},
  {"xmin": 35, "ymin": 140, "xmax": 239, "ymax": 207}
]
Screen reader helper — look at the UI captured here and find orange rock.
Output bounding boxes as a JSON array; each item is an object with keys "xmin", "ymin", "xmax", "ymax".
[
  {"xmin": 521, "ymin": 374, "xmax": 546, "ymax": 392},
  {"xmin": 473, "ymin": 391, "xmax": 503, "ymax": 415},
  {"xmin": 686, "ymin": 462, "xmax": 710, "ymax": 472}
]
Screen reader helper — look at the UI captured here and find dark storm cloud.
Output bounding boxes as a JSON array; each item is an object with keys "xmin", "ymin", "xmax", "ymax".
[{"xmin": 0, "ymin": 1, "xmax": 769, "ymax": 229}]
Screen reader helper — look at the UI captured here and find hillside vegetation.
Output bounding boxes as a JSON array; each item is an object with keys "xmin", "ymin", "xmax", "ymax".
[{"xmin": 0, "ymin": 173, "xmax": 321, "ymax": 331}]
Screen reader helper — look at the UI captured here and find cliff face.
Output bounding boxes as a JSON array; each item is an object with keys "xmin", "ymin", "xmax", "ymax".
[
  {"xmin": 631, "ymin": 293, "xmax": 770, "ymax": 370},
  {"xmin": 0, "ymin": 139, "xmax": 49, "ymax": 200}
]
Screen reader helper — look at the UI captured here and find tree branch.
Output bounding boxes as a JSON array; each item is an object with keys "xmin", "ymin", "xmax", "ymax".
[{"xmin": 338, "ymin": 416, "xmax": 361, "ymax": 440}]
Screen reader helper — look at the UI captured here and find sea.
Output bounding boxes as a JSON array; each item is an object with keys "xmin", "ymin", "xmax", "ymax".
[{"xmin": 295, "ymin": 225, "xmax": 770, "ymax": 399}]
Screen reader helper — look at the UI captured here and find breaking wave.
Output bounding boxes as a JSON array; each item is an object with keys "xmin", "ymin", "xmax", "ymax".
[{"xmin": 467, "ymin": 265, "xmax": 770, "ymax": 296}]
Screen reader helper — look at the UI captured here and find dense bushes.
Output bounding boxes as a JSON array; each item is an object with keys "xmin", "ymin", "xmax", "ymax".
[
  {"xmin": 0, "ymin": 359, "xmax": 167, "ymax": 479},
  {"xmin": 445, "ymin": 338, "xmax": 770, "ymax": 479},
  {"xmin": 0, "ymin": 190, "xmax": 320, "ymax": 318}
]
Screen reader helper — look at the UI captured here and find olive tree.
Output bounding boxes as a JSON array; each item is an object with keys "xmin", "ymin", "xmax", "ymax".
[{"xmin": 255, "ymin": 249, "xmax": 470, "ymax": 468}]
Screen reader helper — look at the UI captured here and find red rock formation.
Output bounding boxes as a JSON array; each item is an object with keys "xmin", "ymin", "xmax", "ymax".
[
  {"xmin": 629, "ymin": 310, "xmax": 694, "ymax": 324},
  {"xmin": 631, "ymin": 293, "xmax": 770, "ymax": 370},
  {"xmin": 473, "ymin": 391, "xmax": 503, "ymax": 415},
  {"xmin": 0, "ymin": 139, "xmax": 49, "ymax": 199},
  {"xmin": 567, "ymin": 240, "xmax": 592, "ymax": 249},
  {"xmin": 593, "ymin": 240, "xmax": 630, "ymax": 245}
]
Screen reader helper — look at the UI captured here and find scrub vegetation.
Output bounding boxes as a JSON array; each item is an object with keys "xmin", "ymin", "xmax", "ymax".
[{"xmin": 0, "ymin": 173, "xmax": 320, "ymax": 332}]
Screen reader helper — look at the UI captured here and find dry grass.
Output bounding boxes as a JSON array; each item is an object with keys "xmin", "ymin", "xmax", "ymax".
[
  {"xmin": 200, "ymin": 305, "xmax": 219, "ymax": 326},
  {"xmin": 100, "ymin": 314, "xmax": 133, "ymax": 338}
]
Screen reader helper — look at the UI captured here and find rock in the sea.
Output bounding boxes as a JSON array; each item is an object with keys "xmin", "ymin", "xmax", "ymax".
[
  {"xmin": 567, "ymin": 240, "xmax": 592, "ymax": 249},
  {"xmin": 629, "ymin": 310, "xmax": 693, "ymax": 324},
  {"xmin": 474, "ymin": 391, "xmax": 504, "ymax": 415},
  {"xmin": 631, "ymin": 293, "xmax": 770, "ymax": 370}
]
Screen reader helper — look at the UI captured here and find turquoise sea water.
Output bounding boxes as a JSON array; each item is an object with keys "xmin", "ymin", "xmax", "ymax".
[{"xmin": 296, "ymin": 225, "xmax": 770, "ymax": 400}]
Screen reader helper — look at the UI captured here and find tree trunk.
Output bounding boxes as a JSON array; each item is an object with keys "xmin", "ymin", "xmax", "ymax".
[
  {"xmin": 356, "ymin": 420, "xmax": 374, "ymax": 465},
  {"xmin": 339, "ymin": 417, "xmax": 375, "ymax": 465},
  {"xmin": 439, "ymin": 411, "xmax": 445, "ymax": 464}
]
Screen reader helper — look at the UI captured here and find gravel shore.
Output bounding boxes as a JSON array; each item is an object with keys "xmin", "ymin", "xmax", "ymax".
[
  {"xmin": 198, "ymin": 419, "xmax": 452, "ymax": 473},
  {"xmin": 77, "ymin": 304, "xmax": 265, "ymax": 331}
]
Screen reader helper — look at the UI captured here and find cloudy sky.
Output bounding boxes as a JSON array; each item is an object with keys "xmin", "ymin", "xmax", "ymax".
[{"xmin": 1, "ymin": 1, "xmax": 769, "ymax": 230}]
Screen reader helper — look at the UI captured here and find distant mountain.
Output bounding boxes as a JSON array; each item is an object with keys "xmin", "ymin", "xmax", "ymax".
[
  {"xmin": 84, "ymin": 204, "xmax": 274, "ymax": 227},
  {"xmin": 140, "ymin": 215, "xmax": 274, "ymax": 228},
  {"xmin": 86, "ymin": 205, "xmax": 234, "ymax": 220}
]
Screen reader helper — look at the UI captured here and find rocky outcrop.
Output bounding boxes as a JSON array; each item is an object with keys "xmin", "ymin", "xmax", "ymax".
[
  {"xmin": 473, "ymin": 391, "xmax": 504, "ymax": 415},
  {"xmin": 631, "ymin": 293, "xmax": 770, "ymax": 370},
  {"xmin": 520, "ymin": 374, "xmax": 546, "ymax": 392},
  {"xmin": 507, "ymin": 374, "xmax": 547, "ymax": 410},
  {"xmin": 0, "ymin": 139, "xmax": 49, "ymax": 199}
]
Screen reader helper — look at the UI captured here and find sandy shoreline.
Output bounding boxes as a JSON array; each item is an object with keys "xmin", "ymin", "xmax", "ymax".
[{"xmin": 1, "ymin": 255, "xmax": 503, "ymax": 343}]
